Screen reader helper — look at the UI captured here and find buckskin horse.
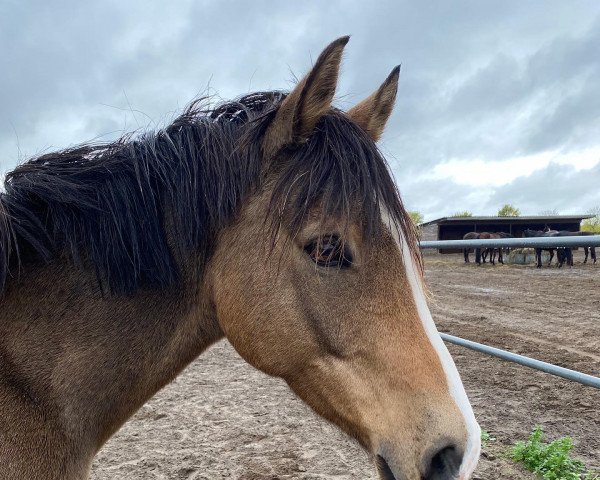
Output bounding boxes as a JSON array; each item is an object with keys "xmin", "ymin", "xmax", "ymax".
[{"xmin": 0, "ymin": 38, "xmax": 480, "ymax": 480}]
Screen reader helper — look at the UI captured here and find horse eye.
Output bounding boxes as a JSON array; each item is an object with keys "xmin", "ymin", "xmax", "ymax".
[{"xmin": 304, "ymin": 236, "xmax": 353, "ymax": 268}]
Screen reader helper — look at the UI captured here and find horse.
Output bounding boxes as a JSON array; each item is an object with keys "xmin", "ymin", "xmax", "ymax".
[
  {"xmin": 463, "ymin": 232, "xmax": 508, "ymax": 265},
  {"xmin": 0, "ymin": 38, "xmax": 480, "ymax": 480},
  {"xmin": 556, "ymin": 247, "xmax": 574, "ymax": 267},
  {"xmin": 462, "ymin": 231, "xmax": 479, "ymax": 262},
  {"xmin": 482, "ymin": 232, "xmax": 513, "ymax": 265},
  {"xmin": 522, "ymin": 228, "xmax": 572, "ymax": 268},
  {"xmin": 553, "ymin": 230, "xmax": 596, "ymax": 265},
  {"xmin": 470, "ymin": 232, "xmax": 505, "ymax": 265},
  {"xmin": 583, "ymin": 237, "xmax": 598, "ymax": 264}
]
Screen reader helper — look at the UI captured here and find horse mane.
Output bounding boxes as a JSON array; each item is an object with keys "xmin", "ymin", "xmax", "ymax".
[{"xmin": 0, "ymin": 92, "xmax": 420, "ymax": 295}]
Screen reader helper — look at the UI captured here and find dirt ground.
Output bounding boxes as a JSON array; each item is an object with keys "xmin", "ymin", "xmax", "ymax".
[{"xmin": 90, "ymin": 251, "xmax": 599, "ymax": 480}]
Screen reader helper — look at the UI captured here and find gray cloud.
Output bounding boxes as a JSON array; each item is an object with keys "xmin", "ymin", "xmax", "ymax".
[
  {"xmin": 1, "ymin": 0, "xmax": 599, "ymax": 218},
  {"xmin": 483, "ymin": 162, "xmax": 600, "ymax": 215},
  {"xmin": 397, "ymin": 162, "xmax": 600, "ymax": 220}
]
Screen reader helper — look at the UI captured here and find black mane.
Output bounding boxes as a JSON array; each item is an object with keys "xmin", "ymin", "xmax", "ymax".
[{"xmin": 0, "ymin": 92, "xmax": 418, "ymax": 295}]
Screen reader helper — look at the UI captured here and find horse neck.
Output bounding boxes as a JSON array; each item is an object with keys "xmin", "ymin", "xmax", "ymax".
[{"xmin": 0, "ymin": 256, "xmax": 222, "ymax": 466}]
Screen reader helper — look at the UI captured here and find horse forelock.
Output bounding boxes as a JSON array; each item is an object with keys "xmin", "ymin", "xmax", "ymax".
[
  {"xmin": 262, "ymin": 109, "xmax": 422, "ymax": 276},
  {"xmin": 0, "ymin": 91, "xmax": 420, "ymax": 295}
]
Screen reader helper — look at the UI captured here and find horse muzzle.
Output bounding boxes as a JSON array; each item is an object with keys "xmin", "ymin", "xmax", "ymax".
[{"xmin": 377, "ymin": 440, "xmax": 466, "ymax": 480}]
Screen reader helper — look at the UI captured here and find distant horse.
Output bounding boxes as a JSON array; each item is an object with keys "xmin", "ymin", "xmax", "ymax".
[
  {"xmin": 485, "ymin": 232, "xmax": 513, "ymax": 265},
  {"xmin": 462, "ymin": 232, "xmax": 491, "ymax": 264},
  {"xmin": 472, "ymin": 232, "xmax": 505, "ymax": 265},
  {"xmin": 523, "ymin": 228, "xmax": 556, "ymax": 267},
  {"xmin": 0, "ymin": 38, "xmax": 479, "ymax": 480},
  {"xmin": 553, "ymin": 230, "xmax": 597, "ymax": 265},
  {"xmin": 463, "ymin": 231, "xmax": 479, "ymax": 262},
  {"xmin": 523, "ymin": 229, "xmax": 574, "ymax": 268},
  {"xmin": 556, "ymin": 247, "xmax": 573, "ymax": 267},
  {"xmin": 582, "ymin": 234, "xmax": 598, "ymax": 264}
]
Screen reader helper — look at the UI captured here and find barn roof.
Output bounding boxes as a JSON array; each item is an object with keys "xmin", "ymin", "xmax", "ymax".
[{"xmin": 420, "ymin": 214, "xmax": 594, "ymax": 227}]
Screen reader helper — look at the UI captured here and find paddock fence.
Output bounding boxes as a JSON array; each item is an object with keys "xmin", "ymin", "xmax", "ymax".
[
  {"xmin": 418, "ymin": 235, "xmax": 600, "ymax": 390},
  {"xmin": 420, "ymin": 235, "xmax": 600, "ymax": 250}
]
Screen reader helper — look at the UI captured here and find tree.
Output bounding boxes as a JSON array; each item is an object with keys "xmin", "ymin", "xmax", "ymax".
[
  {"xmin": 582, "ymin": 206, "xmax": 600, "ymax": 233},
  {"xmin": 452, "ymin": 211, "xmax": 473, "ymax": 217},
  {"xmin": 538, "ymin": 209, "xmax": 558, "ymax": 216},
  {"xmin": 408, "ymin": 211, "xmax": 424, "ymax": 225},
  {"xmin": 497, "ymin": 204, "xmax": 520, "ymax": 217}
]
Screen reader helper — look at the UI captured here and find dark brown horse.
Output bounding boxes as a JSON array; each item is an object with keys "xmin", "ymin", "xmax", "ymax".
[
  {"xmin": 464, "ymin": 232, "xmax": 508, "ymax": 265},
  {"xmin": 553, "ymin": 230, "xmax": 597, "ymax": 265},
  {"xmin": 523, "ymin": 229, "xmax": 597, "ymax": 268},
  {"xmin": 523, "ymin": 229, "xmax": 558, "ymax": 267},
  {"xmin": 462, "ymin": 232, "xmax": 479, "ymax": 262},
  {"xmin": 463, "ymin": 232, "xmax": 512, "ymax": 265},
  {"xmin": 0, "ymin": 38, "xmax": 479, "ymax": 480},
  {"xmin": 523, "ymin": 229, "xmax": 575, "ymax": 268},
  {"xmin": 479, "ymin": 232, "xmax": 513, "ymax": 265}
]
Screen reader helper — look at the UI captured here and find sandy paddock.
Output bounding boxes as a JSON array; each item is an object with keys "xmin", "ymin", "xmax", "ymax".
[{"xmin": 90, "ymin": 251, "xmax": 600, "ymax": 479}]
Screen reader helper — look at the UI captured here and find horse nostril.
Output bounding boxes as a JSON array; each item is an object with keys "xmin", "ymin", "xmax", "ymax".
[
  {"xmin": 423, "ymin": 444, "xmax": 463, "ymax": 480},
  {"xmin": 376, "ymin": 455, "xmax": 396, "ymax": 480}
]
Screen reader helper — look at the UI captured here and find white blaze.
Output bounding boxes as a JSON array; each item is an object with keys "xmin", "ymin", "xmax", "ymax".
[{"xmin": 382, "ymin": 210, "xmax": 481, "ymax": 479}]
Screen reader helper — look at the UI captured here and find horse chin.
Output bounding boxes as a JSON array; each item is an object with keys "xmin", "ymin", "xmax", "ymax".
[{"xmin": 376, "ymin": 455, "xmax": 399, "ymax": 480}]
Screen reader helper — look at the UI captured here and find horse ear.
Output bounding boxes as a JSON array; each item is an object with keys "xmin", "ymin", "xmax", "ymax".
[
  {"xmin": 347, "ymin": 65, "xmax": 400, "ymax": 142},
  {"xmin": 263, "ymin": 36, "xmax": 349, "ymax": 158}
]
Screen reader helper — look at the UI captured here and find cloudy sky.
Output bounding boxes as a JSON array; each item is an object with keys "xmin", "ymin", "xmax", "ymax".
[{"xmin": 1, "ymin": 1, "xmax": 599, "ymax": 221}]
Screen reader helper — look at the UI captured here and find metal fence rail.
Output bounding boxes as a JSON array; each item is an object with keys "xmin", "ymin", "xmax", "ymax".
[
  {"xmin": 440, "ymin": 333, "xmax": 600, "ymax": 389},
  {"xmin": 418, "ymin": 236, "xmax": 600, "ymax": 389},
  {"xmin": 420, "ymin": 235, "xmax": 600, "ymax": 250}
]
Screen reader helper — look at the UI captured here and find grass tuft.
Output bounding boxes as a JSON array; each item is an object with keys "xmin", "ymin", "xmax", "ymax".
[
  {"xmin": 481, "ymin": 429, "xmax": 496, "ymax": 447},
  {"xmin": 510, "ymin": 425, "xmax": 598, "ymax": 480}
]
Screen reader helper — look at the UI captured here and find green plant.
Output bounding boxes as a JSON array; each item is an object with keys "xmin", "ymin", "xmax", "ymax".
[
  {"xmin": 452, "ymin": 210, "xmax": 473, "ymax": 217},
  {"xmin": 582, "ymin": 223, "xmax": 600, "ymax": 233},
  {"xmin": 498, "ymin": 204, "xmax": 520, "ymax": 217},
  {"xmin": 510, "ymin": 426, "xmax": 598, "ymax": 480},
  {"xmin": 409, "ymin": 211, "xmax": 424, "ymax": 225},
  {"xmin": 582, "ymin": 206, "xmax": 600, "ymax": 233},
  {"xmin": 481, "ymin": 429, "xmax": 496, "ymax": 447}
]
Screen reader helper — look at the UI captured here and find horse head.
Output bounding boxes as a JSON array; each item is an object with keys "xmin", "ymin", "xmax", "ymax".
[{"xmin": 210, "ymin": 37, "xmax": 480, "ymax": 480}]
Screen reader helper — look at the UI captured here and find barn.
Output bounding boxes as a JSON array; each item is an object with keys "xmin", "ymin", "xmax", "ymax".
[{"xmin": 420, "ymin": 215, "xmax": 594, "ymax": 254}]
